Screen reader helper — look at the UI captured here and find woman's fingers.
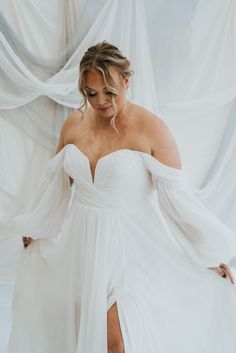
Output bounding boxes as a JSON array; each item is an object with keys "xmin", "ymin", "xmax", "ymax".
[
  {"xmin": 22, "ymin": 236, "xmax": 27, "ymax": 247},
  {"xmin": 208, "ymin": 265, "xmax": 235, "ymax": 284},
  {"xmin": 219, "ymin": 263, "xmax": 235, "ymax": 284},
  {"xmin": 22, "ymin": 236, "xmax": 33, "ymax": 249}
]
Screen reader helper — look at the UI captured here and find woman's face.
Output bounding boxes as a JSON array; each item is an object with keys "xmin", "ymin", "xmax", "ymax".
[{"xmin": 84, "ymin": 66, "xmax": 129, "ymax": 119}]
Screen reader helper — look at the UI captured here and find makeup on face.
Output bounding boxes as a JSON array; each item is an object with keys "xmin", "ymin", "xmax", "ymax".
[{"xmin": 84, "ymin": 67, "xmax": 128, "ymax": 116}]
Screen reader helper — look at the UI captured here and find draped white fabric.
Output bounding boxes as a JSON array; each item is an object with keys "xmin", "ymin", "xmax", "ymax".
[
  {"xmin": 1, "ymin": 0, "xmax": 236, "ymax": 352},
  {"xmin": 5, "ymin": 145, "xmax": 236, "ymax": 353}
]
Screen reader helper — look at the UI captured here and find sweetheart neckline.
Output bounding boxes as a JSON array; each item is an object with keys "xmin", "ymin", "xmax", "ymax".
[
  {"xmin": 67, "ymin": 144, "xmax": 149, "ymax": 184},
  {"xmin": 56, "ymin": 143, "xmax": 183, "ymax": 184}
]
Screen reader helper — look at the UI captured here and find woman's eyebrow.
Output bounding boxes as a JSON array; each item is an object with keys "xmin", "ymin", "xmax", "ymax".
[{"xmin": 84, "ymin": 85, "xmax": 95, "ymax": 90}]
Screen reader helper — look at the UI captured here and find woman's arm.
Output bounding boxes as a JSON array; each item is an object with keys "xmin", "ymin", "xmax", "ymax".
[
  {"xmin": 55, "ymin": 113, "xmax": 79, "ymax": 186},
  {"xmin": 22, "ymin": 113, "xmax": 78, "ymax": 249},
  {"xmin": 147, "ymin": 115, "xmax": 182, "ymax": 170},
  {"xmin": 145, "ymin": 115, "xmax": 234, "ymax": 284}
]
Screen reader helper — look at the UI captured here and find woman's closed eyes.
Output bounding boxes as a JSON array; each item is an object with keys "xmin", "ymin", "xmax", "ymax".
[{"xmin": 87, "ymin": 91, "xmax": 114, "ymax": 97}]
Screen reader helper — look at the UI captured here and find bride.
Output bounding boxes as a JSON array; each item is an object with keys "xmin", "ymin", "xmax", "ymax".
[{"xmin": 8, "ymin": 41, "xmax": 236, "ymax": 353}]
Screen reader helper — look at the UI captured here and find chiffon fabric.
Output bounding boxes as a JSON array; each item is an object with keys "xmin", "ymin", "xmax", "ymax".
[{"xmin": 7, "ymin": 144, "xmax": 236, "ymax": 353}]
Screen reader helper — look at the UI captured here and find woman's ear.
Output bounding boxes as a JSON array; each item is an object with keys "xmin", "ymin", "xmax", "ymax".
[{"xmin": 123, "ymin": 77, "xmax": 129, "ymax": 89}]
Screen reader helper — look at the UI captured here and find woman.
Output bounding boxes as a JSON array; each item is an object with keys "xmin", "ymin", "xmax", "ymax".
[{"xmin": 8, "ymin": 42, "xmax": 236, "ymax": 353}]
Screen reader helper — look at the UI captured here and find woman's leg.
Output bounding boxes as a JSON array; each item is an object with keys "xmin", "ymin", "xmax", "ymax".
[{"xmin": 107, "ymin": 302, "xmax": 125, "ymax": 353}]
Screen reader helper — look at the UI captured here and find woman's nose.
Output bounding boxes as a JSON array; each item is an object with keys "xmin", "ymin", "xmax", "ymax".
[{"xmin": 97, "ymin": 93, "xmax": 108, "ymax": 106}]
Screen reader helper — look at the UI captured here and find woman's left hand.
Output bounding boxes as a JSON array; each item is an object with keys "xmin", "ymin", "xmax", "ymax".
[
  {"xmin": 22, "ymin": 236, "xmax": 33, "ymax": 249},
  {"xmin": 208, "ymin": 263, "xmax": 235, "ymax": 284}
]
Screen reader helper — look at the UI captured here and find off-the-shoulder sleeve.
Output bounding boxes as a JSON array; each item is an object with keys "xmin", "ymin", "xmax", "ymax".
[
  {"xmin": 141, "ymin": 153, "xmax": 236, "ymax": 273},
  {"xmin": 12, "ymin": 148, "xmax": 71, "ymax": 240}
]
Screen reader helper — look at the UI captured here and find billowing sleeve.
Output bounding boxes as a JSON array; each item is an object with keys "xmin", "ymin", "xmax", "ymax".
[
  {"xmin": 141, "ymin": 153, "xmax": 236, "ymax": 271},
  {"xmin": 12, "ymin": 148, "xmax": 71, "ymax": 241}
]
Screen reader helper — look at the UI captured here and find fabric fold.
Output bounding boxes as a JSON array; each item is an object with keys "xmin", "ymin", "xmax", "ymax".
[
  {"xmin": 140, "ymin": 152, "xmax": 236, "ymax": 270},
  {"xmin": 12, "ymin": 148, "xmax": 71, "ymax": 241}
]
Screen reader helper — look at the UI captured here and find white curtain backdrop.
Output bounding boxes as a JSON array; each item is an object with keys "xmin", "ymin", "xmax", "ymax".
[{"xmin": 0, "ymin": 1, "xmax": 236, "ymax": 352}]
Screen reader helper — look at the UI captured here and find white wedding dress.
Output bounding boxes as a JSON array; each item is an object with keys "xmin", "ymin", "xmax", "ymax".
[{"xmin": 6, "ymin": 144, "xmax": 236, "ymax": 353}]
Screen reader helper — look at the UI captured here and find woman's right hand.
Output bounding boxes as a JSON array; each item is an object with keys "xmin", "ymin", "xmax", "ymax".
[{"xmin": 22, "ymin": 236, "xmax": 33, "ymax": 249}]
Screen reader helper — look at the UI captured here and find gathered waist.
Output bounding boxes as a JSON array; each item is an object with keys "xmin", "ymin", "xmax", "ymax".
[{"xmin": 73, "ymin": 189, "xmax": 156, "ymax": 212}]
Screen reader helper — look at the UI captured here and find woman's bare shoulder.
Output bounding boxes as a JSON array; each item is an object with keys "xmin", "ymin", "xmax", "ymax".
[
  {"xmin": 129, "ymin": 103, "xmax": 162, "ymax": 127},
  {"xmin": 63, "ymin": 110, "xmax": 85, "ymax": 130},
  {"xmin": 55, "ymin": 110, "xmax": 87, "ymax": 153},
  {"xmin": 131, "ymin": 104, "xmax": 182, "ymax": 169},
  {"xmin": 129, "ymin": 104, "xmax": 162, "ymax": 138}
]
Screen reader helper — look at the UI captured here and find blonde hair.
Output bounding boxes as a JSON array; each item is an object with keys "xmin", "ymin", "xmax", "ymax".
[{"xmin": 78, "ymin": 41, "xmax": 133, "ymax": 133}]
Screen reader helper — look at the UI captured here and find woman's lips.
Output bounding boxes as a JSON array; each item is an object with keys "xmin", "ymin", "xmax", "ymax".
[{"xmin": 99, "ymin": 106, "xmax": 112, "ymax": 112}]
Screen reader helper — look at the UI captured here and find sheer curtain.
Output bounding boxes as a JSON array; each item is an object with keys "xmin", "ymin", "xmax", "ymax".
[{"xmin": 0, "ymin": 1, "xmax": 236, "ymax": 352}]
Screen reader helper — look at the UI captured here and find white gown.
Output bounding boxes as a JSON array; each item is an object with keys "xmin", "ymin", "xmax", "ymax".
[{"xmin": 6, "ymin": 144, "xmax": 236, "ymax": 353}]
